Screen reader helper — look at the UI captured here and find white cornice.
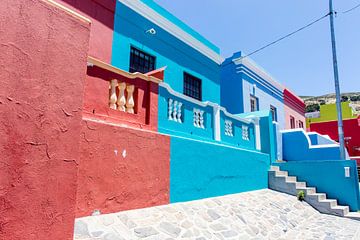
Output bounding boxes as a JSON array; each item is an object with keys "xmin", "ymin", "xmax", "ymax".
[
  {"xmin": 119, "ymin": 0, "xmax": 224, "ymax": 64},
  {"xmin": 233, "ymin": 57, "xmax": 285, "ymax": 92}
]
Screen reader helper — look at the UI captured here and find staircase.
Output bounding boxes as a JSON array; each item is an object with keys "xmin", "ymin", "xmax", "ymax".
[{"xmin": 269, "ymin": 166, "xmax": 350, "ymax": 217}]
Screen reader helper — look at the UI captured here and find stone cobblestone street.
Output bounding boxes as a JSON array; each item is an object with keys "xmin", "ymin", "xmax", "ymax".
[{"xmin": 74, "ymin": 189, "xmax": 360, "ymax": 240}]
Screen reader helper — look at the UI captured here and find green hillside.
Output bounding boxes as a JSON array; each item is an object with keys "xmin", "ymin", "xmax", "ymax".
[{"xmin": 306, "ymin": 102, "xmax": 356, "ymax": 127}]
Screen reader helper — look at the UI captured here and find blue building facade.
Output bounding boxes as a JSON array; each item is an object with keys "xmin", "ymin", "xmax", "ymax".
[
  {"xmin": 112, "ymin": 0, "xmax": 222, "ymax": 103},
  {"xmin": 221, "ymin": 52, "xmax": 285, "ymax": 129}
]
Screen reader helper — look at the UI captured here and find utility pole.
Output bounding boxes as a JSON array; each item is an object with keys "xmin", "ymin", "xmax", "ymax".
[{"xmin": 329, "ymin": 0, "xmax": 346, "ymax": 159}]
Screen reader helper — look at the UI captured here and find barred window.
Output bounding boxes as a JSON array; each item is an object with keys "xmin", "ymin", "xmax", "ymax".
[
  {"xmin": 270, "ymin": 105, "xmax": 277, "ymax": 122},
  {"xmin": 250, "ymin": 95, "xmax": 258, "ymax": 112},
  {"xmin": 183, "ymin": 73, "xmax": 202, "ymax": 101},
  {"xmin": 129, "ymin": 47, "xmax": 156, "ymax": 74}
]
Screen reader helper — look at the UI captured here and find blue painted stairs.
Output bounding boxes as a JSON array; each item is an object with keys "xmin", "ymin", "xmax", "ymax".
[{"xmin": 269, "ymin": 165, "xmax": 353, "ymax": 218}]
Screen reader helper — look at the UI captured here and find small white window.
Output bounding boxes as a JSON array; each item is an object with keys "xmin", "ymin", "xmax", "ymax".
[
  {"xmin": 250, "ymin": 95, "xmax": 258, "ymax": 112},
  {"xmin": 270, "ymin": 105, "xmax": 277, "ymax": 122}
]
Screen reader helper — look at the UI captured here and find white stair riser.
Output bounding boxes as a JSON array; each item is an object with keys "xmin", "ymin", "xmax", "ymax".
[{"xmin": 268, "ymin": 167, "xmax": 350, "ymax": 218}]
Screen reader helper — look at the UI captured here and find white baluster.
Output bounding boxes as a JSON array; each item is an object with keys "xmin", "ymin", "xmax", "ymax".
[
  {"xmin": 177, "ymin": 102, "xmax": 183, "ymax": 123},
  {"xmin": 193, "ymin": 109, "xmax": 199, "ymax": 127},
  {"xmin": 117, "ymin": 82, "xmax": 126, "ymax": 112},
  {"xmin": 126, "ymin": 85, "xmax": 135, "ymax": 114},
  {"xmin": 199, "ymin": 110, "xmax": 204, "ymax": 128},
  {"xmin": 109, "ymin": 79, "xmax": 118, "ymax": 110},
  {"xmin": 173, "ymin": 101, "xmax": 178, "ymax": 122},
  {"xmin": 242, "ymin": 125, "xmax": 249, "ymax": 141},
  {"xmin": 168, "ymin": 99, "xmax": 173, "ymax": 120}
]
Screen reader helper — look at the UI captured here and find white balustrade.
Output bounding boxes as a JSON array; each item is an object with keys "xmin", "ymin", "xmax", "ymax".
[
  {"xmin": 108, "ymin": 80, "xmax": 135, "ymax": 114},
  {"xmin": 224, "ymin": 120, "xmax": 233, "ymax": 137},
  {"xmin": 193, "ymin": 108, "xmax": 205, "ymax": 129},
  {"xmin": 168, "ymin": 98, "xmax": 183, "ymax": 123},
  {"xmin": 109, "ymin": 79, "xmax": 118, "ymax": 110},
  {"xmin": 242, "ymin": 125, "xmax": 249, "ymax": 141},
  {"xmin": 117, "ymin": 82, "xmax": 126, "ymax": 112},
  {"xmin": 126, "ymin": 85, "xmax": 135, "ymax": 114}
]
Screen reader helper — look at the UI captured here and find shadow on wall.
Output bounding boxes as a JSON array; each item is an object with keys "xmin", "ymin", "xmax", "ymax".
[{"xmin": 281, "ymin": 129, "xmax": 349, "ymax": 162}]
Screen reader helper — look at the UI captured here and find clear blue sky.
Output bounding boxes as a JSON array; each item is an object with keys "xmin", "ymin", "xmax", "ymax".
[{"xmin": 154, "ymin": 0, "xmax": 360, "ymax": 96}]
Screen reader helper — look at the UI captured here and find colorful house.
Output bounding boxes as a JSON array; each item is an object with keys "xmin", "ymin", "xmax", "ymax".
[
  {"xmin": 307, "ymin": 102, "xmax": 360, "ymax": 158},
  {"xmin": 1, "ymin": 1, "xmax": 358, "ymax": 240},
  {"xmin": 221, "ymin": 52, "xmax": 305, "ymax": 130},
  {"xmin": 112, "ymin": 0, "xmax": 223, "ymax": 103}
]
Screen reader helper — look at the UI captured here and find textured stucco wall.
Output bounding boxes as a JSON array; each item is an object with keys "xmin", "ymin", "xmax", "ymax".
[
  {"xmin": 84, "ymin": 65, "xmax": 159, "ymax": 131},
  {"xmin": 0, "ymin": 0, "xmax": 90, "ymax": 239},
  {"xmin": 170, "ymin": 136, "xmax": 270, "ymax": 203},
  {"xmin": 56, "ymin": 0, "xmax": 115, "ymax": 63},
  {"xmin": 76, "ymin": 119, "xmax": 170, "ymax": 217}
]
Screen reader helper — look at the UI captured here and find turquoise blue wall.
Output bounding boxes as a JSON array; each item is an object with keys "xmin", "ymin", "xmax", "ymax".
[
  {"xmin": 220, "ymin": 55, "xmax": 244, "ymax": 114},
  {"xmin": 237, "ymin": 111, "xmax": 277, "ymax": 163},
  {"xmin": 112, "ymin": 1, "xmax": 221, "ymax": 103},
  {"xmin": 282, "ymin": 130, "xmax": 343, "ymax": 161},
  {"xmin": 275, "ymin": 160, "xmax": 360, "ymax": 211},
  {"xmin": 170, "ymin": 136, "xmax": 270, "ymax": 203},
  {"xmin": 158, "ymin": 85, "xmax": 215, "ymax": 141}
]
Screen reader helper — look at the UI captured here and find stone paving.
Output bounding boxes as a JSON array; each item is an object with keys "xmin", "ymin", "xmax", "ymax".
[{"xmin": 74, "ymin": 189, "xmax": 360, "ymax": 240}]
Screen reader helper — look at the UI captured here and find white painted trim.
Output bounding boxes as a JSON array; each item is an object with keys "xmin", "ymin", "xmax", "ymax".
[
  {"xmin": 253, "ymin": 118, "xmax": 262, "ymax": 151},
  {"xmin": 159, "ymin": 82, "xmax": 253, "ymax": 125},
  {"xmin": 213, "ymin": 104, "xmax": 221, "ymax": 141},
  {"xmin": 44, "ymin": 0, "xmax": 91, "ymax": 24},
  {"xmin": 280, "ymin": 129, "xmax": 340, "ymax": 149},
  {"xmin": 233, "ymin": 57, "xmax": 285, "ymax": 91},
  {"xmin": 119, "ymin": 0, "xmax": 224, "ymax": 64},
  {"xmin": 164, "ymin": 133, "xmax": 269, "ymax": 156}
]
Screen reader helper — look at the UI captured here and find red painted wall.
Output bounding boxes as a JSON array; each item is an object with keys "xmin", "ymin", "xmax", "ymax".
[
  {"xmin": 84, "ymin": 65, "xmax": 159, "ymax": 131},
  {"xmin": 56, "ymin": 0, "xmax": 115, "ymax": 63},
  {"xmin": 284, "ymin": 88, "xmax": 306, "ymax": 115},
  {"xmin": 310, "ymin": 117, "xmax": 360, "ymax": 157},
  {"xmin": 76, "ymin": 119, "xmax": 170, "ymax": 217},
  {"xmin": 0, "ymin": 0, "xmax": 90, "ymax": 239}
]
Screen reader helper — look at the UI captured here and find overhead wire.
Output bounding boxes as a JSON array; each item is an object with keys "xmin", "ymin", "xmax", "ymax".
[
  {"xmin": 342, "ymin": 2, "xmax": 360, "ymax": 14},
  {"xmin": 236, "ymin": 13, "xmax": 330, "ymax": 61}
]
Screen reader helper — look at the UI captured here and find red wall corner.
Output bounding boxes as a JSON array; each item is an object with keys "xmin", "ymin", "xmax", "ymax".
[
  {"xmin": 76, "ymin": 120, "xmax": 170, "ymax": 217},
  {"xmin": 0, "ymin": 0, "xmax": 90, "ymax": 239}
]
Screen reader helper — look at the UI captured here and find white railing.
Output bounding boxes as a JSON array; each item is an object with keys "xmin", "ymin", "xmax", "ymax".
[{"xmin": 109, "ymin": 79, "xmax": 135, "ymax": 113}]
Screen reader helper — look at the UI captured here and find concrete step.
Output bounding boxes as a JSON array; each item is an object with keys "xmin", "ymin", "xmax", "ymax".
[
  {"xmin": 270, "ymin": 166, "xmax": 280, "ymax": 171},
  {"xmin": 285, "ymin": 176, "xmax": 297, "ymax": 183},
  {"xmin": 296, "ymin": 186, "xmax": 316, "ymax": 195},
  {"xmin": 269, "ymin": 165, "xmax": 352, "ymax": 218},
  {"xmin": 345, "ymin": 212, "xmax": 360, "ymax": 221},
  {"xmin": 319, "ymin": 199, "xmax": 337, "ymax": 208},
  {"xmin": 331, "ymin": 206, "xmax": 350, "ymax": 217},
  {"xmin": 307, "ymin": 193, "xmax": 326, "ymax": 201},
  {"xmin": 295, "ymin": 181, "xmax": 306, "ymax": 188},
  {"xmin": 275, "ymin": 170, "xmax": 288, "ymax": 177}
]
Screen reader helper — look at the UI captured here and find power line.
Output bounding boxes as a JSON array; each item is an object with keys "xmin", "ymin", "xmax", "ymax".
[
  {"xmin": 342, "ymin": 2, "xmax": 360, "ymax": 14},
  {"xmin": 237, "ymin": 13, "xmax": 330, "ymax": 60}
]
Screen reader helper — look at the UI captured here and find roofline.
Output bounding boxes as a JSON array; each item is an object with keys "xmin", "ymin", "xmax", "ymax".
[
  {"xmin": 232, "ymin": 56, "xmax": 285, "ymax": 92},
  {"xmin": 119, "ymin": 0, "xmax": 224, "ymax": 64}
]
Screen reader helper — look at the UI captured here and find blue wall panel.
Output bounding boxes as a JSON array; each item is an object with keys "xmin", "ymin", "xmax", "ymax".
[
  {"xmin": 282, "ymin": 130, "xmax": 344, "ymax": 161},
  {"xmin": 112, "ymin": 1, "xmax": 221, "ymax": 103},
  {"xmin": 170, "ymin": 136, "xmax": 270, "ymax": 203},
  {"xmin": 275, "ymin": 160, "xmax": 360, "ymax": 211}
]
